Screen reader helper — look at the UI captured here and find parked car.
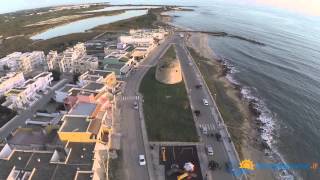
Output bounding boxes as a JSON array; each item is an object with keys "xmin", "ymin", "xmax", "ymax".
[
  {"xmin": 206, "ymin": 145, "xmax": 214, "ymax": 156},
  {"xmin": 139, "ymin": 155, "xmax": 146, "ymax": 165},
  {"xmin": 202, "ymin": 99, "xmax": 209, "ymax": 106}
]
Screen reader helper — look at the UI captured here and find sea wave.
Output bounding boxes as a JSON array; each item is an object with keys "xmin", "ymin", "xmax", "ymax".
[{"xmin": 218, "ymin": 55, "xmax": 298, "ymax": 179}]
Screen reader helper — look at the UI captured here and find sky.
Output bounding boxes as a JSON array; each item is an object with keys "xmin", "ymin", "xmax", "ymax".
[
  {"xmin": 252, "ymin": 0, "xmax": 320, "ymax": 16},
  {"xmin": 0, "ymin": 0, "xmax": 319, "ymax": 16}
]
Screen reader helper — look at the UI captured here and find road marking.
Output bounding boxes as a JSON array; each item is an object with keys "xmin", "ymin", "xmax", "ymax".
[
  {"xmin": 119, "ymin": 95, "xmax": 140, "ymax": 101},
  {"xmin": 199, "ymin": 123, "xmax": 216, "ymax": 131}
]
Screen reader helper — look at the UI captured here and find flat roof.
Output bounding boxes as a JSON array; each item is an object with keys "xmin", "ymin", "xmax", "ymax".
[
  {"xmin": 75, "ymin": 172, "xmax": 93, "ymax": 180},
  {"xmin": 0, "ymin": 147, "xmax": 94, "ymax": 180},
  {"xmin": 66, "ymin": 142, "xmax": 95, "ymax": 165},
  {"xmin": 24, "ymin": 79, "xmax": 35, "ymax": 86},
  {"xmin": 59, "ymin": 84, "xmax": 76, "ymax": 93},
  {"xmin": 35, "ymin": 72, "xmax": 51, "ymax": 78},
  {"xmin": 69, "ymin": 102, "xmax": 97, "ymax": 116},
  {"xmin": 88, "ymin": 70, "xmax": 112, "ymax": 78},
  {"xmin": 105, "ymin": 63, "xmax": 124, "ymax": 70},
  {"xmin": 60, "ymin": 116, "xmax": 90, "ymax": 132},
  {"xmin": 83, "ymin": 82, "xmax": 104, "ymax": 91},
  {"xmin": 83, "ymin": 75, "xmax": 100, "ymax": 82}
]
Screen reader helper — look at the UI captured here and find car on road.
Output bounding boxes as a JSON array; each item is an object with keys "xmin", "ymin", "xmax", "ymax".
[
  {"xmin": 194, "ymin": 110, "xmax": 201, "ymax": 117},
  {"xmin": 139, "ymin": 155, "xmax": 146, "ymax": 165},
  {"xmin": 195, "ymin": 84, "xmax": 202, "ymax": 89},
  {"xmin": 206, "ymin": 145, "xmax": 214, "ymax": 156},
  {"xmin": 202, "ymin": 99, "xmax": 209, "ymax": 106},
  {"xmin": 215, "ymin": 133, "xmax": 222, "ymax": 142},
  {"xmin": 133, "ymin": 101, "xmax": 138, "ymax": 110},
  {"xmin": 202, "ymin": 126, "xmax": 208, "ymax": 135}
]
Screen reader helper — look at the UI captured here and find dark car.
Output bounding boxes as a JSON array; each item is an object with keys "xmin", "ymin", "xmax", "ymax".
[
  {"xmin": 215, "ymin": 133, "xmax": 222, "ymax": 142},
  {"xmin": 194, "ymin": 110, "xmax": 201, "ymax": 116},
  {"xmin": 195, "ymin": 85, "xmax": 202, "ymax": 89}
]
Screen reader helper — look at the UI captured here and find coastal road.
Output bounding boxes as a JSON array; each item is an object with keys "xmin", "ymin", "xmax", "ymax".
[
  {"xmin": 0, "ymin": 79, "xmax": 68, "ymax": 138},
  {"xmin": 174, "ymin": 33, "xmax": 240, "ymax": 180},
  {"xmin": 117, "ymin": 34, "xmax": 175, "ymax": 180}
]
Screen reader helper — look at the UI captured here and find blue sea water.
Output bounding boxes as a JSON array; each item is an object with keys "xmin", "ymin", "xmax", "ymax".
[{"xmin": 165, "ymin": 2, "xmax": 320, "ymax": 179}]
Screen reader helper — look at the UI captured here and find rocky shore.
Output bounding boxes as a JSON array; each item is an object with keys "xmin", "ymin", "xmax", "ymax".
[{"xmin": 186, "ymin": 32, "xmax": 276, "ymax": 180}]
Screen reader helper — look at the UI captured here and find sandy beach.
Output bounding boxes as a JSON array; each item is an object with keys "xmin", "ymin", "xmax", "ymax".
[{"xmin": 186, "ymin": 32, "xmax": 276, "ymax": 180}]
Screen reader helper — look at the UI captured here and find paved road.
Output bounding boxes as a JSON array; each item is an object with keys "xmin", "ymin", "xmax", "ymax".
[
  {"xmin": 174, "ymin": 34, "xmax": 239, "ymax": 180},
  {"xmin": 117, "ymin": 35, "xmax": 175, "ymax": 180},
  {"xmin": 0, "ymin": 79, "xmax": 68, "ymax": 138}
]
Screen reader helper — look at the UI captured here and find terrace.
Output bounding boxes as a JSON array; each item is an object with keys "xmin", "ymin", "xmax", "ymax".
[
  {"xmin": 0, "ymin": 143, "xmax": 95, "ymax": 180},
  {"xmin": 82, "ymin": 82, "xmax": 105, "ymax": 92},
  {"xmin": 60, "ymin": 116, "xmax": 90, "ymax": 133},
  {"xmin": 68, "ymin": 102, "xmax": 97, "ymax": 116}
]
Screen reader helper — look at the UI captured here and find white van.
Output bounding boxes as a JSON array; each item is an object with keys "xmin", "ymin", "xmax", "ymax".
[{"xmin": 202, "ymin": 99, "xmax": 209, "ymax": 106}]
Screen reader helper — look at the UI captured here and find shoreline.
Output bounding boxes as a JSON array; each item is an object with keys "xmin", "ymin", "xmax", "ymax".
[{"xmin": 185, "ymin": 32, "xmax": 277, "ymax": 180}]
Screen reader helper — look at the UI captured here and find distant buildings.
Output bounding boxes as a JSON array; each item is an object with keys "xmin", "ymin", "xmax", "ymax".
[
  {"xmin": 0, "ymin": 72, "xmax": 25, "ymax": 96},
  {"xmin": 4, "ymin": 72, "xmax": 53, "ymax": 109},
  {"xmin": 0, "ymin": 51, "xmax": 45, "ymax": 73},
  {"xmin": 47, "ymin": 43, "xmax": 98, "ymax": 74}
]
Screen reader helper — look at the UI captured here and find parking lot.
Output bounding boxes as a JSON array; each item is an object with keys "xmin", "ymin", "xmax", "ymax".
[{"xmin": 159, "ymin": 145, "xmax": 203, "ymax": 180}]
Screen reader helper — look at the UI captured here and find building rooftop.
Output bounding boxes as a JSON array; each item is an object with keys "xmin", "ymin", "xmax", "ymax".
[
  {"xmin": 69, "ymin": 102, "xmax": 97, "ymax": 116},
  {"xmin": 0, "ymin": 143, "xmax": 94, "ymax": 180},
  {"xmin": 83, "ymin": 75, "xmax": 101, "ymax": 82},
  {"xmin": 87, "ymin": 70, "xmax": 112, "ymax": 78},
  {"xmin": 6, "ymin": 89, "xmax": 22, "ymax": 95},
  {"xmin": 60, "ymin": 116, "xmax": 90, "ymax": 132},
  {"xmin": 24, "ymin": 79, "xmax": 35, "ymax": 86},
  {"xmin": 66, "ymin": 142, "xmax": 95, "ymax": 165},
  {"xmin": 34, "ymin": 72, "xmax": 51, "ymax": 79},
  {"xmin": 83, "ymin": 82, "xmax": 105, "ymax": 91},
  {"xmin": 59, "ymin": 84, "xmax": 77, "ymax": 93}
]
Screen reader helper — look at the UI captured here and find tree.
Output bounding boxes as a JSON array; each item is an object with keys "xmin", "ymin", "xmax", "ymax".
[{"xmin": 49, "ymin": 69, "xmax": 61, "ymax": 81}]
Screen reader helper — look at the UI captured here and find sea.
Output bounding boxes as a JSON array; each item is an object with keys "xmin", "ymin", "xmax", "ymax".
[
  {"xmin": 3, "ymin": 0, "xmax": 320, "ymax": 179},
  {"xmin": 164, "ymin": 1, "xmax": 320, "ymax": 179}
]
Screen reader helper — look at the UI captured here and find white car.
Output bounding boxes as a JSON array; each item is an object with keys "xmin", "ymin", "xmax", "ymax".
[
  {"xmin": 139, "ymin": 155, "xmax": 146, "ymax": 165},
  {"xmin": 202, "ymin": 99, "xmax": 209, "ymax": 106},
  {"xmin": 133, "ymin": 101, "xmax": 139, "ymax": 110},
  {"xmin": 202, "ymin": 126, "xmax": 208, "ymax": 135},
  {"xmin": 207, "ymin": 145, "xmax": 214, "ymax": 156}
]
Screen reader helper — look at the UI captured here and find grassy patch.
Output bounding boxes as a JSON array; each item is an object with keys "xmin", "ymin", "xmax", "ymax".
[
  {"xmin": 140, "ymin": 64, "xmax": 198, "ymax": 141},
  {"xmin": 188, "ymin": 47, "xmax": 244, "ymax": 158}
]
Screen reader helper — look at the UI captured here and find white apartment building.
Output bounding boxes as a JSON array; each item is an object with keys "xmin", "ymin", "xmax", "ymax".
[
  {"xmin": 0, "ymin": 52, "xmax": 22, "ymax": 71},
  {"xmin": 0, "ymin": 51, "xmax": 45, "ymax": 72},
  {"xmin": 118, "ymin": 35, "xmax": 154, "ymax": 47},
  {"xmin": 47, "ymin": 50, "xmax": 61, "ymax": 70},
  {"xmin": 0, "ymin": 72, "xmax": 25, "ymax": 96},
  {"xmin": 4, "ymin": 72, "xmax": 53, "ymax": 109},
  {"xmin": 73, "ymin": 55, "xmax": 99, "ymax": 74},
  {"xmin": 60, "ymin": 43, "xmax": 86, "ymax": 73},
  {"xmin": 18, "ymin": 51, "xmax": 45, "ymax": 72}
]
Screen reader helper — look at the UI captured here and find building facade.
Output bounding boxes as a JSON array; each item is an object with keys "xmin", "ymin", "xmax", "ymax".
[
  {"xmin": 0, "ymin": 72, "xmax": 25, "ymax": 96},
  {"xmin": 5, "ymin": 72, "xmax": 53, "ymax": 109}
]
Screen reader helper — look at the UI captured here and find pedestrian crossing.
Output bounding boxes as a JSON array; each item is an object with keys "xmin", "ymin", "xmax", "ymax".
[
  {"xmin": 118, "ymin": 95, "xmax": 140, "ymax": 101},
  {"xmin": 199, "ymin": 123, "xmax": 216, "ymax": 131}
]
